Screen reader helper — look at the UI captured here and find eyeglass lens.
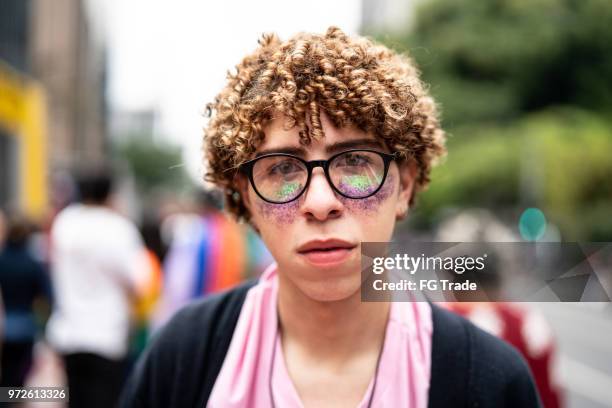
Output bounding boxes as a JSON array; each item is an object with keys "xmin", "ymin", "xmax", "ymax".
[{"xmin": 251, "ymin": 151, "xmax": 385, "ymax": 203}]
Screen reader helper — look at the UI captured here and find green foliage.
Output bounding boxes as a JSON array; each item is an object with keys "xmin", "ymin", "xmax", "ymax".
[
  {"xmin": 367, "ymin": 0, "xmax": 612, "ymax": 240},
  {"xmin": 530, "ymin": 109, "xmax": 612, "ymax": 240},
  {"xmin": 411, "ymin": 108, "xmax": 612, "ymax": 240},
  {"xmin": 115, "ymin": 135, "xmax": 193, "ymax": 195},
  {"xmin": 412, "ymin": 122, "xmax": 522, "ymax": 226},
  {"xmin": 371, "ymin": 0, "xmax": 612, "ymax": 128}
]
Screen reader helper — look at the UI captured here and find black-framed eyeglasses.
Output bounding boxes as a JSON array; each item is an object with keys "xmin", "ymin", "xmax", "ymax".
[{"xmin": 239, "ymin": 149, "xmax": 399, "ymax": 204}]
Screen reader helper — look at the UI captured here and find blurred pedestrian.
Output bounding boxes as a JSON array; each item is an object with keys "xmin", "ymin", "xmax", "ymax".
[
  {"xmin": 0, "ymin": 213, "xmax": 52, "ymax": 388},
  {"xmin": 129, "ymin": 215, "xmax": 164, "ymax": 358},
  {"xmin": 447, "ymin": 302, "xmax": 562, "ymax": 408},
  {"xmin": 46, "ymin": 165, "xmax": 148, "ymax": 408},
  {"xmin": 437, "ymin": 210, "xmax": 563, "ymax": 408},
  {"xmin": 0, "ymin": 209, "xmax": 6, "ymax": 247}
]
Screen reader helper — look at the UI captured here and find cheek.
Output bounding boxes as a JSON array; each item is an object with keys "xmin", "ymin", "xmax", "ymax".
[
  {"xmin": 339, "ymin": 174, "xmax": 396, "ymax": 213},
  {"xmin": 255, "ymin": 195, "xmax": 304, "ymax": 224}
]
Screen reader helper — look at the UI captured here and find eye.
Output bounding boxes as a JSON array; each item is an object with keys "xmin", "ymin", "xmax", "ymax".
[
  {"xmin": 336, "ymin": 152, "xmax": 372, "ymax": 167},
  {"xmin": 268, "ymin": 159, "xmax": 303, "ymax": 176}
]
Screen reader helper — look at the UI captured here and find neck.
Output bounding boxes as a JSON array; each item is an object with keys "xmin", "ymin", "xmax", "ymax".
[
  {"xmin": 277, "ymin": 273, "xmax": 390, "ymax": 364},
  {"xmin": 80, "ymin": 199, "xmax": 109, "ymax": 207}
]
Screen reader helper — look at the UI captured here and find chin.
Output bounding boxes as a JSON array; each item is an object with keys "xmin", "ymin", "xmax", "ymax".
[{"xmin": 296, "ymin": 273, "xmax": 362, "ymax": 303}]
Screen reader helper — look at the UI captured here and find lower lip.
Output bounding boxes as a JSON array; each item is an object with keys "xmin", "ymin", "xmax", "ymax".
[{"xmin": 299, "ymin": 247, "xmax": 355, "ymax": 266}]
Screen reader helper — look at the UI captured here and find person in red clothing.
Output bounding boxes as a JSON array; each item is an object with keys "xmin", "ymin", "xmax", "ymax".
[
  {"xmin": 437, "ymin": 210, "xmax": 563, "ymax": 408},
  {"xmin": 446, "ymin": 302, "xmax": 562, "ymax": 408},
  {"xmin": 442, "ymin": 251, "xmax": 563, "ymax": 408}
]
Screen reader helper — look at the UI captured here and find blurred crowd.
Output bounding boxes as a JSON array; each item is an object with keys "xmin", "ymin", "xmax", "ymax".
[{"xmin": 0, "ymin": 165, "xmax": 272, "ymax": 407}]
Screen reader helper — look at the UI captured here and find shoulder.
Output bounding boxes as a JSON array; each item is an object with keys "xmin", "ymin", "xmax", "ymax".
[
  {"xmin": 91, "ymin": 209, "xmax": 143, "ymax": 248},
  {"xmin": 51, "ymin": 205, "xmax": 79, "ymax": 230},
  {"xmin": 154, "ymin": 278, "xmax": 256, "ymax": 348},
  {"xmin": 53, "ymin": 205, "xmax": 132, "ymax": 232},
  {"xmin": 119, "ymin": 280, "xmax": 257, "ymax": 408},
  {"xmin": 429, "ymin": 304, "xmax": 541, "ymax": 408},
  {"xmin": 102, "ymin": 210, "xmax": 140, "ymax": 236}
]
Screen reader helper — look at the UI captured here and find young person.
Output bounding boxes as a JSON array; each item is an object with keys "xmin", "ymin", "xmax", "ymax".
[{"xmin": 120, "ymin": 27, "xmax": 541, "ymax": 407}]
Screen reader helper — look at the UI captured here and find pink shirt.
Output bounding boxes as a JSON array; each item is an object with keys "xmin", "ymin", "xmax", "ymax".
[{"xmin": 208, "ymin": 264, "xmax": 433, "ymax": 407}]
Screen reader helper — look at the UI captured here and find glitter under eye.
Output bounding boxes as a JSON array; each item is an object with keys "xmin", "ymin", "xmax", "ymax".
[
  {"xmin": 337, "ymin": 174, "xmax": 382, "ymax": 196},
  {"xmin": 340, "ymin": 174, "xmax": 395, "ymax": 212},
  {"xmin": 275, "ymin": 181, "xmax": 302, "ymax": 200},
  {"xmin": 256, "ymin": 195, "xmax": 303, "ymax": 224}
]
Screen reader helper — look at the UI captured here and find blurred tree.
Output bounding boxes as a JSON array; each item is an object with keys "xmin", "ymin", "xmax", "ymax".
[
  {"xmin": 367, "ymin": 0, "xmax": 612, "ymax": 240},
  {"xmin": 409, "ymin": 108, "xmax": 612, "ymax": 240},
  {"xmin": 114, "ymin": 135, "xmax": 194, "ymax": 196},
  {"xmin": 371, "ymin": 0, "xmax": 612, "ymax": 127}
]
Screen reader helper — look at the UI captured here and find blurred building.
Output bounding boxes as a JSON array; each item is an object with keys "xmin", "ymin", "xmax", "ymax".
[
  {"xmin": 0, "ymin": 0, "xmax": 108, "ymax": 218},
  {"xmin": 0, "ymin": 0, "xmax": 47, "ymax": 217},
  {"xmin": 31, "ymin": 0, "xmax": 108, "ymax": 168}
]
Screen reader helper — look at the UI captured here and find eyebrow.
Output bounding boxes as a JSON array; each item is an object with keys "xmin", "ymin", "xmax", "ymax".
[{"xmin": 254, "ymin": 138, "xmax": 385, "ymax": 158}]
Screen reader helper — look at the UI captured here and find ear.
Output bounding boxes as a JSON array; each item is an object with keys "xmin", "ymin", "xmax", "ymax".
[{"xmin": 395, "ymin": 160, "xmax": 417, "ymax": 220}]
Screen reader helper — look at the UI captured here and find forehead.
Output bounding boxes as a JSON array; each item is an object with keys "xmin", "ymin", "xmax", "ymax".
[{"xmin": 256, "ymin": 111, "xmax": 384, "ymax": 157}]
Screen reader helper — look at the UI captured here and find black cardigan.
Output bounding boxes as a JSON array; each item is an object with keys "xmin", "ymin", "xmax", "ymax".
[{"xmin": 119, "ymin": 280, "xmax": 541, "ymax": 407}]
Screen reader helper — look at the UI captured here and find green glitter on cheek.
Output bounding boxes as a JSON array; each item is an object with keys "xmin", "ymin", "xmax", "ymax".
[
  {"xmin": 343, "ymin": 174, "xmax": 380, "ymax": 191},
  {"xmin": 276, "ymin": 181, "xmax": 301, "ymax": 199}
]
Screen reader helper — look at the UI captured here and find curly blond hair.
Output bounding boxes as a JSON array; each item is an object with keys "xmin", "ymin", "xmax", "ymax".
[{"xmin": 203, "ymin": 26, "xmax": 446, "ymax": 221}]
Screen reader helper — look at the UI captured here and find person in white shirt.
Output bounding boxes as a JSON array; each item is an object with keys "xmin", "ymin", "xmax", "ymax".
[{"xmin": 47, "ymin": 166, "xmax": 147, "ymax": 408}]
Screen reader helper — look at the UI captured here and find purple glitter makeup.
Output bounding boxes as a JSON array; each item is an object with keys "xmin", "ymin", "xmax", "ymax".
[
  {"xmin": 339, "ymin": 174, "xmax": 396, "ymax": 213},
  {"xmin": 256, "ymin": 195, "xmax": 304, "ymax": 224}
]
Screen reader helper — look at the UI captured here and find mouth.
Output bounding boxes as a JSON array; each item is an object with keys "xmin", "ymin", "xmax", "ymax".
[{"xmin": 296, "ymin": 239, "xmax": 358, "ymax": 266}]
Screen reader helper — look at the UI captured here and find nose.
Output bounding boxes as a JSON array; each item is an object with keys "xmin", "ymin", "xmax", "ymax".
[{"xmin": 300, "ymin": 167, "xmax": 343, "ymax": 221}]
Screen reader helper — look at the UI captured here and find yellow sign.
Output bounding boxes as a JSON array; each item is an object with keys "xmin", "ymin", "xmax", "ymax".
[
  {"xmin": 0, "ymin": 64, "xmax": 25, "ymax": 131},
  {"xmin": 0, "ymin": 62, "xmax": 48, "ymax": 219}
]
